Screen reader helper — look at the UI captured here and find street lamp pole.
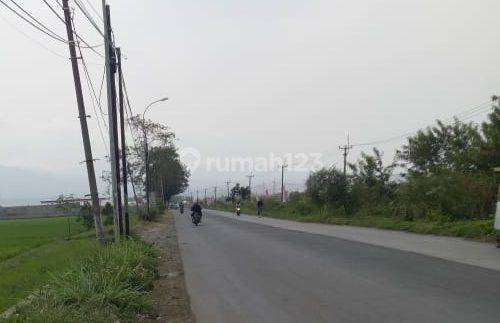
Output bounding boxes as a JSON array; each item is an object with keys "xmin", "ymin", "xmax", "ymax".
[{"xmin": 142, "ymin": 97, "xmax": 168, "ymax": 219}]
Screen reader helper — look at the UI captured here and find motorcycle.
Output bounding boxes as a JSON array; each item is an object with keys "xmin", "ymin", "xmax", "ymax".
[
  {"xmin": 236, "ymin": 206, "xmax": 241, "ymax": 216},
  {"xmin": 191, "ymin": 211, "xmax": 202, "ymax": 226},
  {"xmin": 180, "ymin": 205, "xmax": 184, "ymax": 214}
]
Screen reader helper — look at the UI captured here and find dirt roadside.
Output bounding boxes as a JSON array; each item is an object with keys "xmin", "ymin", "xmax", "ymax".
[{"xmin": 139, "ymin": 212, "xmax": 196, "ymax": 323}]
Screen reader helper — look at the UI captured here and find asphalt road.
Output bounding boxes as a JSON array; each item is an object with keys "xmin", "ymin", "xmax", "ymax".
[{"xmin": 175, "ymin": 210, "xmax": 500, "ymax": 323}]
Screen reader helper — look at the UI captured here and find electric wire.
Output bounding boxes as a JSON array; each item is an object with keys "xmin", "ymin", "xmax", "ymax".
[
  {"xmin": 0, "ymin": 11, "xmax": 68, "ymax": 59},
  {"xmin": 8, "ymin": 0, "xmax": 66, "ymax": 41},
  {"xmin": 0, "ymin": 0, "xmax": 66, "ymax": 42},
  {"xmin": 84, "ymin": 0, "xmax": 102, "ymax": 22},
  {"xmin": 74, "ymin": 0, "xmax": 103, "ymax": 36},
  {"xmin": 73, "ymin": 13, "xmax": 108, "ymax": 153},
  {"xmin": 352, "ymin": 101, "xmax": 493, "ymax": 147}
]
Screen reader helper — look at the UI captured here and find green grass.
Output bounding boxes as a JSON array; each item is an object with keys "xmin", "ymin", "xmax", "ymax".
[
  {"xmin": 0, "ymin": 217, "xmax": 94, "ymax": 312},
  {"xmin": 8, "ymin": 239, "xmax": 157, "ymax": 323},
  {"xmin": 0, "ymin": 217, "xmax": 88, "ymax": 262},
  {"xmin": 212, "ymin": 201, "xmax": 497, "ymax": 241}
]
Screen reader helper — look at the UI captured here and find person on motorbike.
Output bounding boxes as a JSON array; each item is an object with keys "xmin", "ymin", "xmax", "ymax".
[
  {"xmin": 257, "ymin": 199, "xmax": 264, "ymax": 217},
  {"xmin": 235, "ymin": 201, "xmax": 241, "ymax": 216},
  {"xmin": 179, "ymin": 202, "xmax": 184, "ymax": 214},
  {"xmin": 191, "ymin": 201, "xmax": 203, "ymax": 223}
]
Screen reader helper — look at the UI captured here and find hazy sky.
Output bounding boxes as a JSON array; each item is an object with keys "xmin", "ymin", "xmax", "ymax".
[{"xmin": 1, "ymin": 0, "xmax": 499, "ymax": 201}]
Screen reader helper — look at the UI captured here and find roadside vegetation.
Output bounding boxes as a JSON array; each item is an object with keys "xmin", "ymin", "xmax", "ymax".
[
  {"xmin": 1, "ymin": 205, "xmax": 164, "ymax": 321},
  {"xmin": 215, "ymin": 106, "xmax": 500, "ymax": 241},
  {"xmin": 7, "ymin": 239, "xmax": 157, "ymax": 323}
]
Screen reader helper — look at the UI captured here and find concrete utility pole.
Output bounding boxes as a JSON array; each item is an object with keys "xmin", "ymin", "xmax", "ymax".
[
  {"xmin": 280, "ymin": 164, "xmax": 288, "ymax": 203},
  {"xmin": 62, "ymin": 0, "xmax": 104, "ymax": 243},
  {"xmin": 102, "ymin": 1, "xmax": 123, "ymax": 239},
  {"xmin": 494, "ymin": 167, "xmax": 500, "ymax": 247},
  {"xmin": 213, "ymin": 186, "xmax": 218, "ymax": 202},
  {"xmin": 339, "ymin": 135, "xmax": 353, "ymax": 176},
  {"xmin": 196, "ymin": 189, "xmax": 199, "ymax": 202},
  {"xmin": 225, "ymin": 180, "xmax": 232, "ymax": 199},
  {"xmin": 117, "ymin": 47, "xmax": 129, "ymax": 236},
  {"xmin": 246, "ymin": 173, "xmax": 254, "ymax": 196}
]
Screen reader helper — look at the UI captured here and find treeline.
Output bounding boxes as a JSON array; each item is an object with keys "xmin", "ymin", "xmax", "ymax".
[{"xmin": 301, "ymin": 106, "xmax": 499, "ymax": 222}]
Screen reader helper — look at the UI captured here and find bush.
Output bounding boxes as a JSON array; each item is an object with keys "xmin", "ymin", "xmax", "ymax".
[
  {"xmin": 101, "ymin": 202, "xmax": 114, "ymax": 226},
  {"xmin": 395, "ymin": 171, "xmax": 496, "ymax": 220},
  {"xmin": 77, "ymin": 203, "xmax": 94, "ymax": 229}
]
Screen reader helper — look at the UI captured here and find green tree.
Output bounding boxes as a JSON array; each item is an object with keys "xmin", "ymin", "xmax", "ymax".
[
  {"xmin": 230, "ymin": 183, "xmax": 251, "ymax": 201},
  {"xmin": 149, "ymin": 146, "xmax": 190, "ymax": 203},
  {"xmin": 397, "ymin": 119, "xmax": 482, "ymax": 174},
  {"xmin": 305, "ymin": 167, "xmax": 352, "ymax": 212}
]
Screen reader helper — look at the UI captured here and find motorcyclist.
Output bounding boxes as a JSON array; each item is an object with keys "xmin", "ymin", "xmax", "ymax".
[
  {"xmin": 257, "ymin": 199, "xmax": 264, "ymax": 217},
  {"xmin": 179, "ymin": 202, "xmax": 184, "ymax": 214},
  {"xmin": 235, "ymin": 201, "xmax": 241, "ymax": 216},
  {"xmin": 191, "ymin": 201, "xmax": 203, "ymax": 222}
]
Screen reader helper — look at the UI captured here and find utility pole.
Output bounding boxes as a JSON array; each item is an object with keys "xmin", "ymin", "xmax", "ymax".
[
  {"xmin": 204, "ymin": 188, "xmax": 207, "ymax": 204},
  {"xmin": 102, "ymin": 2, "xmax": 123, "ymax": 238},
  {"xmin": 62, "ymin": 0, "xmax": 104, "ymax": 243},
  {"xmin": 246, "ymin": 173, "xmax": 254, "ymax": 196},
  {"xmin": 117, "ymin": 47, "xmax": 129, "ymax": 236},
  {"xmin": 280, "ymin": 164, "xmax": 287, "ymax": 203},
  {"xmin": 213, "ymin": 186, "xmax": 218, "ymax": 202},
  {"xmin": 225, "ymin": 180, "xmax": 232, "ymax": 199},
  {"xmin": 339, "ymin": 135, "xmax": 353, "ymax": 177}
]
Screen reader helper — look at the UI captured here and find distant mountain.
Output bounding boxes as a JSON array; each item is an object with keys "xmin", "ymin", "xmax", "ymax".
[{"xmin": 0, "ymin": 165, "xmax": 89, "ymax": 206}]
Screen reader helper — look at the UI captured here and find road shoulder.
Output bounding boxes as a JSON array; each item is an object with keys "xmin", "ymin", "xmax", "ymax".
[{"xmin": 139, "ymin": 212, "xmax": 196, "ymax": 323}]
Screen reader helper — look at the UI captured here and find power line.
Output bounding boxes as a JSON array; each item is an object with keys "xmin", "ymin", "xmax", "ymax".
[
  {"xmin": 8, "ymin": 0, "xmax": 66, "ymax": 41},
  {"xmin": 0, "ymin": 0, "xmax": 66, "ymax": 43},
  {"xmin": 73, "ymin": 12, "xmax": 108, "ymax": 153},
  {"xmin": 74, "ymin": 0, "xmax": 104, "ymax": 36},
  {"xmin": 84, "ymin": 0, "xmax": 102, "ymax": 23},
  {"xmin": 0, "ymin": 11, "xmax": 68, "ymax": 59},
  {"xmin": 352, "ymin": 101, "xmax": 492, "ymax": 147}
]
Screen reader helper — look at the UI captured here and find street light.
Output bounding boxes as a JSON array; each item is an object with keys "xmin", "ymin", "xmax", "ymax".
[{"xmin": 142, "ymin": 96, "xmax": 168, "ymax": 219}]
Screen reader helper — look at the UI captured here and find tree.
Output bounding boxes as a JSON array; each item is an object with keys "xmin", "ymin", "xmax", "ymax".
[
  {"xmin": 230, "ymin": 183, "xmax": 251, "ymax": 201},
  {"xmin": 149, "ymin": 146, "xmax": 190, "ymax": 203},
  {"xmin": 128, "ymin": 115, "xmax": 189, "ymax": 213},
  {"xmin": 478, "ymin": 106, "xmax": 500, "ymax": 170},
  {"xmin": 396, "ymin": 119, "xmax": 482, "ymax": 174},
  {"xmin": 305, "ymin": 167, "xmax": 351, "ymax": 211},
  {"xmin": 349, "ymin": 148, "xmax": 396, "ymax": 204}
]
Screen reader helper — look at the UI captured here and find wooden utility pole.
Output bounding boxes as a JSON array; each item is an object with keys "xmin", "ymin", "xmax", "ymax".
[
  {"xmin": 117, "ymin": 47, "xmax": 129, "ymax": 236},
  {"xmin": 339, "ymin": 135, "xmax": 353, "ymax": 177},
  {"xmin": 62, "ymin": 0, "xmax": 104, "ymax": 243},
  {"xmin": 102, "ymin": 1, "xmax": 123, "ymax": 239},
  {"xmin": 280, "ymin": 164, "xmax": 287, "ymax": 203}
]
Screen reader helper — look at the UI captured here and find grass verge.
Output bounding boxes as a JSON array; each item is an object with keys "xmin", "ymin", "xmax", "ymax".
[
  {"xmin": 211, "ymin": 201, "xmax": 496, "ymax": 241},
  {"xmin": 5, "ymin": 239, "xmax": 157, "ymax": 323}
]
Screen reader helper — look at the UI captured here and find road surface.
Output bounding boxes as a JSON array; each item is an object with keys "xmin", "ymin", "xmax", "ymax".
[{"xmin": 175, "ymin": 209, "xmax": 500, "ymax": 323}]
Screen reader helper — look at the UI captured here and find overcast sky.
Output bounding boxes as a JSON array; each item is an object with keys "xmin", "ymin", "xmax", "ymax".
[{"xmin": 0, "ymin": 0, "xmax": 499, "ymax": 202}]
